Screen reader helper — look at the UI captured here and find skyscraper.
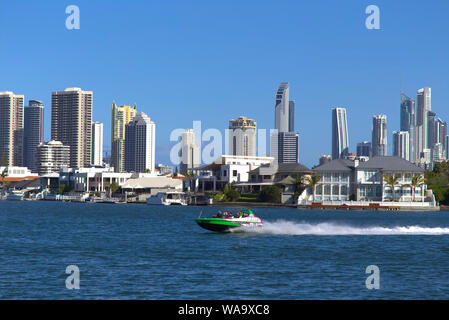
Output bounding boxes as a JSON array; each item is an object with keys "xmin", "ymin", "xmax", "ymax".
[
  {"xmin": 275, "ymin": 82, "xmax": 289, "ymax": 132},
  {"xmin": 124, "ymin": 112, "xmax": 155, "ymax": 173},
  {"xmin": 427, "ymin": 111, "xmax": 436, "ymax": 150},
  {"xmin": 416, "ymin": 87, "xmax": 431, "ymax": 158},
  {"xmin": 111, "ymin": 102, "xmax": 137, "ymax": 172},
  {"xmin": 393, "ymin": 131, "xmax": 410, "ymax": 161},
  {"xmin": 400, "ymin": 93, "xmax": 416, "ymax": 162},
  {"xmin": 372, "ymin": 114, "xmax": 387, "ymax": 157},
  {"xmin": 288, "ymin": 101, "xmax": 295, "ymax": 132},
  {"xmin": 446, "ymin": 135, "xmax": 449, "ymax": 161},
  {"xmin": 436, "ymin": 119, "xmax": 447, "ymax": 157},
  {"xmin": 228, "ymin": 116, "xmax": 257, "ymax": 157},
  {"xmin": 180, "ymin": 129, "xmax": 200, "ymax": 173},
  {"xmin": 24, "ymin": 100, "xmax": 44, "ymax": 172},
  {"xmin": 356, "ymin": 141, "xmax": 372, "ymax": 157},
  {"xmin": 36, "ymin": 140, "xmax": 70, "ymax": 175},
  {"xmin": 270, "ymin": 82, "xmax": 299, "ymax": 163},
  {"xmin": 51, "ymin": 88, "xmax": 92, "ymax": 168},
  {"xmin": 0, "ymin": 91, "xmax": 24, "ymax": 166},
  {"xmin": 91, "ymin": 121, "xmax": 103, "ymax": 166},
  {"xmin": 331, "ymin": 107, "xmax": 349, "ymax": 159}
]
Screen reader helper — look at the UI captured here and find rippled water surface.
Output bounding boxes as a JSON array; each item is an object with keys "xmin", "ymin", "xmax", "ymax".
[{"xmin": 1, "ymin": 201, "xmax": 449, "ymax": 299}]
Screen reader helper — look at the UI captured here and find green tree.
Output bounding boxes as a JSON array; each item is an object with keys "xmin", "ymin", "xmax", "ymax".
[
  {"xmin": 258, "ymin": 185, "xmax": 281, "ymax": 203},
  {"xmin": 409, "ymin": 175, "xmax": 425, "ymax": 202},
  {"xmin": 226, "ymin": 189, "xmax": 240, "ymax": 202},
  {"xmin": 58, "ymin": 184, "xmax": 67, "ymax": 195},
  {"xmin": 110, "ymin": 182, "xmax": 120, "ymax": 194},
  {"xmin": 383, "ymin": 174, "xmax": 401, "ymax": 201},
  {"xmin": 304, "ymin": 174, "xmax": 322, "ymax": 202},
  {"xmin": 223, "ymin": 183, "xmax": 230, "ymax": 195}
]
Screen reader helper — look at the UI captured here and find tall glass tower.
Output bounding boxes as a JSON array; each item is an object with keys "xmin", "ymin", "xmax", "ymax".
[
  {"xmin": 24, "ymin": 100, "xmax": 44, "ymax": 172},
  {"xmin": 332, "ymin": 107, "xmax": 349, "ymax": 159},
  {"xmin": 400, "ymin": 93, "xmax": 416, "ymax": 162},
  {"xmin": 372, "ymin": 114, "xmax": 388, "ymax": 157}
]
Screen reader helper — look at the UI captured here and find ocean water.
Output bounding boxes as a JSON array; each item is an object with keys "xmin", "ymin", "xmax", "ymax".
[{"xmin": 1, "ymin": 201, "xmax": 449, "ymax": 299}]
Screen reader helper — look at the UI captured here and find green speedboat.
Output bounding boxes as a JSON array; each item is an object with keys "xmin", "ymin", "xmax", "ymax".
[{"xmin": 195, "ymin": 210, "xmax": 263, "ymax": 233}]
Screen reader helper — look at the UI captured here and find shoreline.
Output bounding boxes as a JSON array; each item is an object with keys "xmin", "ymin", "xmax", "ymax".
[{"xmin": 2, "ymin": 198, "xmax": 445, "ymax": 211}]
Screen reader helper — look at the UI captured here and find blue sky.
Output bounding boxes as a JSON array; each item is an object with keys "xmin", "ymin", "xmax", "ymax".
[{"xmin": 1, "ymin": 0, "xmax": 448, "ymax": 168}]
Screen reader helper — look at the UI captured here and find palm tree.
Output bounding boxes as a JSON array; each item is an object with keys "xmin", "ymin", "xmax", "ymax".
[
  {"xmin": 383, "ymin": 174, "xmax": 401, "ymax": 202},
  {"xmin": 409, "ymin": 175, "xmax": 425, "ymax": 202},
  {"xmin": 304, "ymin": 174, "xmax": 322, "ymax": 202},
  {"xmin": 0, "ymin": 167, "xmax": 8, "ymax": 188}
]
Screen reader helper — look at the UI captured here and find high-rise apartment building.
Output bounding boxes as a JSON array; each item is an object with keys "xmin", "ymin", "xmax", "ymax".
[
  {"xmin": 124, "ymin": 112, "xmax": 155, "ymax": 173},
  {"xmin": 36, "ymin": 140, "xmax": 70, "ymax": 175},
  {"xmin": 356, "ymin": 141, "xmax": 372, "ymax": 157},
  {"xmin": 446, "ymin": 135, "xmax": 449, "ymax": 161},
  {"xmin": 288, "ymin": 101, "xmax": 295, "ymax": 132},
  {"xmin": 111, "ymin": 102, "xmax": 137, "ymax": 172},
  {"xmin": 180, "ymin": 129, "xmax": 200, "ymax": 172},
  {"xmin": 393, "ymin": 131, "xmax": 410, "ymax": 161},
  {"xmin": 400, "ymin": 93, "xmax": 416, "ymax": 162},
  {"xmin": 51, "ymin": 88, "xmax": 92, "ymax": 168},
  {"xmin": 417, "ymin": 87, "xmax": 431, "ymax": 158},
  {"xmin": 24, "ymin": 100, "xmax": 44, "ymax": 172},
  {"xmin": 332, "ymin": 107, "xmax": 349, "ymax": 159},
  {"xmin": 270, "ymin": 83, "xmax": 299, "ymax": 163},
  {"xmin": 228, "ymin": 117, "xmax": 257, "ymax": 157},
  {"xmin": 0, "ymin": 92, "xmax": 24, "ymax": 166},
  {"xmin": 91, "ymin": 121, "xmax": 103, "ymax": 166},
  {"xmin": 372, "ymin": 114, "xmax": 387, "ymax": 157},
  {"xmin": 275, "ymin": 82, "xmax": 290, "ymax": 133}
]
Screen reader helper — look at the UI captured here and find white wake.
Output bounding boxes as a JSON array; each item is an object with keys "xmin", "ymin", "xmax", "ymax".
[{"xmin": 238, "ymin": 220, "xmax": 449, "ymax": 236}]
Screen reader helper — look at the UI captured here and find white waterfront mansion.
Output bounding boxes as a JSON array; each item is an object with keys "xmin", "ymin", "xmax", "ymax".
[{"xmin": 311, "ymin": 156, "xmax": 432, "ymax": 203}]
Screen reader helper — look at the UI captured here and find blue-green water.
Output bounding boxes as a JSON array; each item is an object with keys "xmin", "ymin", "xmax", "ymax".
[{"xmin": 1, "ymin": 201, "xmax": 449, "ymax": 299}]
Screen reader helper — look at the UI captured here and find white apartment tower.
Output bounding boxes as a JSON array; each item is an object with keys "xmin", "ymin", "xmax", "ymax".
[
  {"xmin": 393, "ymin": 131, "xmax": 410, "ymax": 161},
  {"xmin": 180, "ymin": 129, "xmax": 200, "ymax": 172},
  {"xmin": 91, "ymin": 121, "xmax": 103, "ymax": 166}
]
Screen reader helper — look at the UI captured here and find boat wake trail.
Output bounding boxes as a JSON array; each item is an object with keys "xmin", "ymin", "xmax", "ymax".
[{"xmin": 238, "ymin": 220, "xmax": 449, "ymax": 236}]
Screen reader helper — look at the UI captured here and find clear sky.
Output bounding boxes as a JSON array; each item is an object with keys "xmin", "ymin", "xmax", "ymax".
[{"xmin": 1, "ymin": 0, "xmax": 448, "ymax": 168}]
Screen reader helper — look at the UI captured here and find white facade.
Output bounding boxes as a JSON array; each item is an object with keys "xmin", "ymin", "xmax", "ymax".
[
  {"xmin": 36, "ymin": 140, "xmax": 70, "ymax": 175},
  {"xmin": 0, "ymin": 166, "xmax": 38, "ymax": 178},
  {"xmin": 59, "ymin": 167, "xmax": 133, "ymax": 193},
  {"xmin": 393, "ymin": 131, "xmax": 410, "ymax": 161},
  {"xmin": 332, "ymin": 107, "xmax": 349, "ymax": 159},
  {"xmin": 417, "ymin": 87, "xmax": 431, "ymax": 156},
  {"xmin": 180, "ymin": 129, "xmax": 200, "ymax": 171},
  {"xmin": 91, "ymin": 121, "xmax": 103, "ymax": 166},
  {"xmin": 275, "ymin": 82, "xmax": 289, "ymax": 133}
]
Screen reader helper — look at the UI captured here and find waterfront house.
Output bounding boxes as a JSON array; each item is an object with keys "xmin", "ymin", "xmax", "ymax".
[
  {"xmin": 185, "ymin": 155, "xmax": 274, "ymax": 193},
  {"xmin": 311, "ymin": 156, "xmax": 432, "ymax": 204}
]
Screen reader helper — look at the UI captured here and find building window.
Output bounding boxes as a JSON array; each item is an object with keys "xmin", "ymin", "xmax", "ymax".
[{"xmin": 233, "ymin": 170, "xmax": 237, "ymax": 177}]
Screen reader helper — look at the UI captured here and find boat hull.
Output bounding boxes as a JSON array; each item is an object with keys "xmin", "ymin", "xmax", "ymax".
[
  {"xmin": 195, "ymin": 218, "xmax": 242, "ymax": 233},
  {"xmin": 195, "ymin": 218, "xmax": 262, "ymax": 233}
]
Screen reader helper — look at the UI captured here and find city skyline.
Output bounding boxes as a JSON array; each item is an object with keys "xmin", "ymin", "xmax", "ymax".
[{"xmin": 1, "ymin": 1, "xmax": 449, "ymax": 168}]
